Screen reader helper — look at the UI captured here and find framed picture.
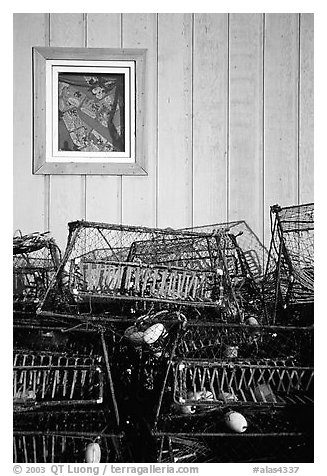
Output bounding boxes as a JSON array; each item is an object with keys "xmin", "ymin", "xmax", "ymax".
[{"xmin": 33, "ymin": 47, "xmax": 147, "ymax": 175}]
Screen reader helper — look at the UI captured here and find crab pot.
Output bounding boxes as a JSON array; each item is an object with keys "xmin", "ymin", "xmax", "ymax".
[
  {"xmin": 13, "ymin": 325, "xmax": 122, "ymax": 430},
  {"xmin": 154, "ymin": 405, "xmax": 313, "ymax": 462},
  {"xmin": 13, "ymin": 350, "xmax": 105, "ymax": 408},
  {"xmin": 155, "ymin": 431, "xmax": 312, "ymax": 463},
  {"xmin": 13, "ymin": 409, "xmax": 129, "ymax": 463},
  {"xmin": 171, "ymin": 358, "xmax": 313, "ymax": 410},
  {"xmin": 263, "ymin": 203, "xmax": 314, "ymax": 324},
  {"xmin": 175, "ymin": 322, "xmax": 313, "ymax": 365},
  {"xmin": 13, "ymin": 323, "xmax": 107, "ymax": 357},
  {"xmin": 13, "ymin": 335, "xmax": 125, "ymax": 463},
  {"xmin": 182, "ymin": 220, "xmax": 268, "ymax": 322},
  {"xmin": 13, "ymin": 232, "xmax": 61, "ymax": 314},
  {"xmin": 37, "ymin": 220, "xmax": 263, "ymax": 324}
]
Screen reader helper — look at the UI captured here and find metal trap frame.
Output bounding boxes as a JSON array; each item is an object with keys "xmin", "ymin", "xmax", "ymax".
[
  {"xmin": 175, "ymin": 321, "xmax": 313, "ymax": 365},
  {"xmin": 263, "ymin": 203, "xmax": 314, "ymax": 324},
  {"xmin": 154, "ymin": 400, "xmax": 313, "ymax": 462},
  {"xmin": 13, "ymin": 409, "xmax": 129, "ymax": 463},
  {"xmin": 182, "ymin": 220, "xmax": 268, "ymax": 280},
  {"xmin": 150, "ymin": 321, "xmax": 313, "ymax": 425},
  {"xmin": 182, "ymin": 220, "xmax": 268, "ymax": 323},
  {"xmin": 152, "ymin": 353, "xmax": 313, "ymax": 437},
  {"xmin": 155, "ymin": 421, "xmax": 313, "ymax": 463},
  {"xmin": 13, "ymin": 231, "xmax": 61, "ymax": 313},
  {"xmin": 13, "ymin": 350, "xmax": 104, "ymax": 408},
  {"xmin": 13, "ymin": 325, "xmax": 121, "ymax": 419},
  {"xmin": 13, "ymin": 322, "xmax": 126, "ymax": 462},
  {"xmin": 171, "ymin": 358, "xmax": 313, "ymax": 409},
  {"xmin": 37, "ymin": 220, "xmax": 254, "ymax": 323}
]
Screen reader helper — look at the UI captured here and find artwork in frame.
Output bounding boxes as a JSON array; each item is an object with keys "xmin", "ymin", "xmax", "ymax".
[{"xmin": 33, "ymin": 47, "xmax": 147, "ymax": 175}]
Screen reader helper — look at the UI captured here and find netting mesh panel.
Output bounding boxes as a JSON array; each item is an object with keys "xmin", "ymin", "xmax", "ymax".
[
  {"xmin": 155, "ymin": 406, "xmax": 313, "ymax": 462},
  {"xmin": 13, "ymin": 326, "xmax": 105, "ymax": 357},
  {"xmin": 13, "ymin": 433, "xmax": 119, "ymax": 463},
  {"xmin": 156, "ymin": 433, "xmax": 312, "ymax": 463},
  {"xmin": 181, "ymin": 221, "xmax": 267, "ymax": 322},
  {"xmin": 176, "ymin": 323, "xmax": 313, "ymax": 364},
  {"xmin": 156, "ymin": 435, "xmax": 215, "ymax": 462},
  {"xmin": 264, "ymin": 204, "xmax": 314, "ymax": 322},
  {"xmin": 129, "ymin": 235, "xmax": 218, "ymax": 270},
  {"xmin": 182, "ymin": 220, "xmax": 268, "ymax": 280},
  {"xmin": 13, "ymin": 409, "xmax": 124, "ymax": 463},
  {"xmin": 173, "ymin": 359, "xmax": 313, "ymax": 407},
  {"xmin": 39, "ymin": 221, "xmax": 245, "ymax": 318},
  {"xmin": 64, "ymin": 222, "xmax": 219, "ymax": 267},
  {"xmin": 13, "ymin": 232, "xmax": 61, "ymax": 309}
]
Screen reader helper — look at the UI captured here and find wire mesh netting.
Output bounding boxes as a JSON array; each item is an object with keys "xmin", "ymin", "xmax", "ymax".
[
  {"xmin": 263, "ymin": 204, "xmax": 314, "ymax": 324},
  {"xmin": 175, "ymin": 322, "xmax": 313, "ymax": 364},
  {"xmin": 13, "ymin": 323, "xmax": 124, "ymax": 462},
  {"xmin": 182, "ymin": 221, "xmax": 268, "ymax": 323},
  {"xmin": 13, "ymin": 208, "xmax": 314, "ymax": 463},
  {"xmin": 156, "ymin": 432, "xmax": 312, "ymax": 463},
  {"xmin": 13, "ymin": 409, "xmax": 128, "ymax": 463},
  {"xmin": 182, "ymin": 220, "xmax": 268, "ymax": 281},
  {"xmin": 38, "ymin": 220, "xmax": 262, "ymax": 323},
  {"xmin": 154, "ymin": 402, "xmax": 313, "ymax": 462},
  {"xmin": 13, "ymin": 324, "xmax": 106, "ymax": 357},
  {"xmin": 13, "ymin": 231, "xmax": 61, "ymax": 312}
]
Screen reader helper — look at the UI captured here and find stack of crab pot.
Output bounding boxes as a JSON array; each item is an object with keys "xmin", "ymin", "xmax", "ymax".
[
  {"xmin": 152, "ymin": 218, "xmax": 313, "ymax": 463},
  {"xmin": 36, "ymin": 220, "xmax": 245, "ymax": 461},
  {"xmin": 13, "ymin": 230, "xmax": 128, "ymax": 463},
  {"xmin": 15, "ymin": 208, "xmax": 314, "ymax": 463}
]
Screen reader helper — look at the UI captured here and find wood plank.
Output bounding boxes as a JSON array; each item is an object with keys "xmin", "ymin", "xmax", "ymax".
[
  {"xmin": 34, "ymin": 162, "xmax": 147, "ymax": 175},
  {"xmin": 299, "ymin": 13, "xmax": 314, "ymax": 204},
  {"xmin": 86, "ymin": 13, "xmax": 123, "ymax": 225},
  {"xmin": 13, "ymin": 14, "xmax": 47, "ymax": 234},
  {"xmin": 229, "ymin": 14, "xmax": 264, "ymax": 241},
  {"xmin": 157, "ymin": 13, "xmax": 193, "ymax": 229},
  {"xmin": 34, "ymin": 46, "xmax": 146, "ymax": 61},
  {"xmin": 32, "ymin": 48, "xmax": 47, "ymax": 174},
  {"xmin": 49, "ymin": 14, "xmax": 84, "ymax": 47},
  {"xmin": 264, "ymin": 14, "xmax": 299, "ymax": 247},
  {"xmin": 121, "ymin": 13, "xmax": 157, "ymax": 227},
  {"xmin": 193, "ymin": 13, "xmax": 229, "ymax": 226},
  {"xmin": 49, "ymin": 13, "xmax": 85, "ymax": 250}
]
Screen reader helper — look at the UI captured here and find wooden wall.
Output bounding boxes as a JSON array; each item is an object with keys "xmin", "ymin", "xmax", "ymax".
[{"xmin": 13, "ymin": 13, "xmax": 314, "ymax": 250}]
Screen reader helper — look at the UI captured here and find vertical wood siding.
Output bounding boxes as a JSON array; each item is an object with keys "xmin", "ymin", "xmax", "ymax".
[
  {"xmin": 86, "ymin": 14, "xmax": 123, "ymax": 225},
  {"xmin": 229, "ymin": 14, "xmax": 264, "ymax": 239},
  {"xmin": 157, "ymin": 13, "xmax": 193, "ymax": 229},
  {"xmin": 13, "ymin": 13, "xmax": 314, "ymax": 250},
  {"xmin": 13, "ymin": 14, "xmax": 48, "ymax": 233},
  {"xmin": 193, "ymin": 14, "xmax": 229, "ymax": 226},
  {"xmin": 122, "ymin": 13, "xmax": 158, "ymax": 227},
  {"xmin": 49, "ymin": 14, "xmax": 86, "ymax": 248},
  {"xmin": 264, "ymin": 14, "xmax": 300, "ymax": 246}
]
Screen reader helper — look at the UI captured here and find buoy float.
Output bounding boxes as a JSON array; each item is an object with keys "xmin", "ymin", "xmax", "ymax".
[
  {"xmin": 143, "ymin": 323, "xmax": 168, "ymax": 356},
  {"xmin": 245, "ymin": 317, "xmax": 259, "ymax": 326},
  {"xmin": 85, "ymin": 442, "xmax": 101, "ymax": 463},
  {"xmin": 224, "ymin": 411, "xmax": 248, "ymax": 433},
  {"xmin": 143, "ymin": 323, "xmax": 167, "ymax": 344}
]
